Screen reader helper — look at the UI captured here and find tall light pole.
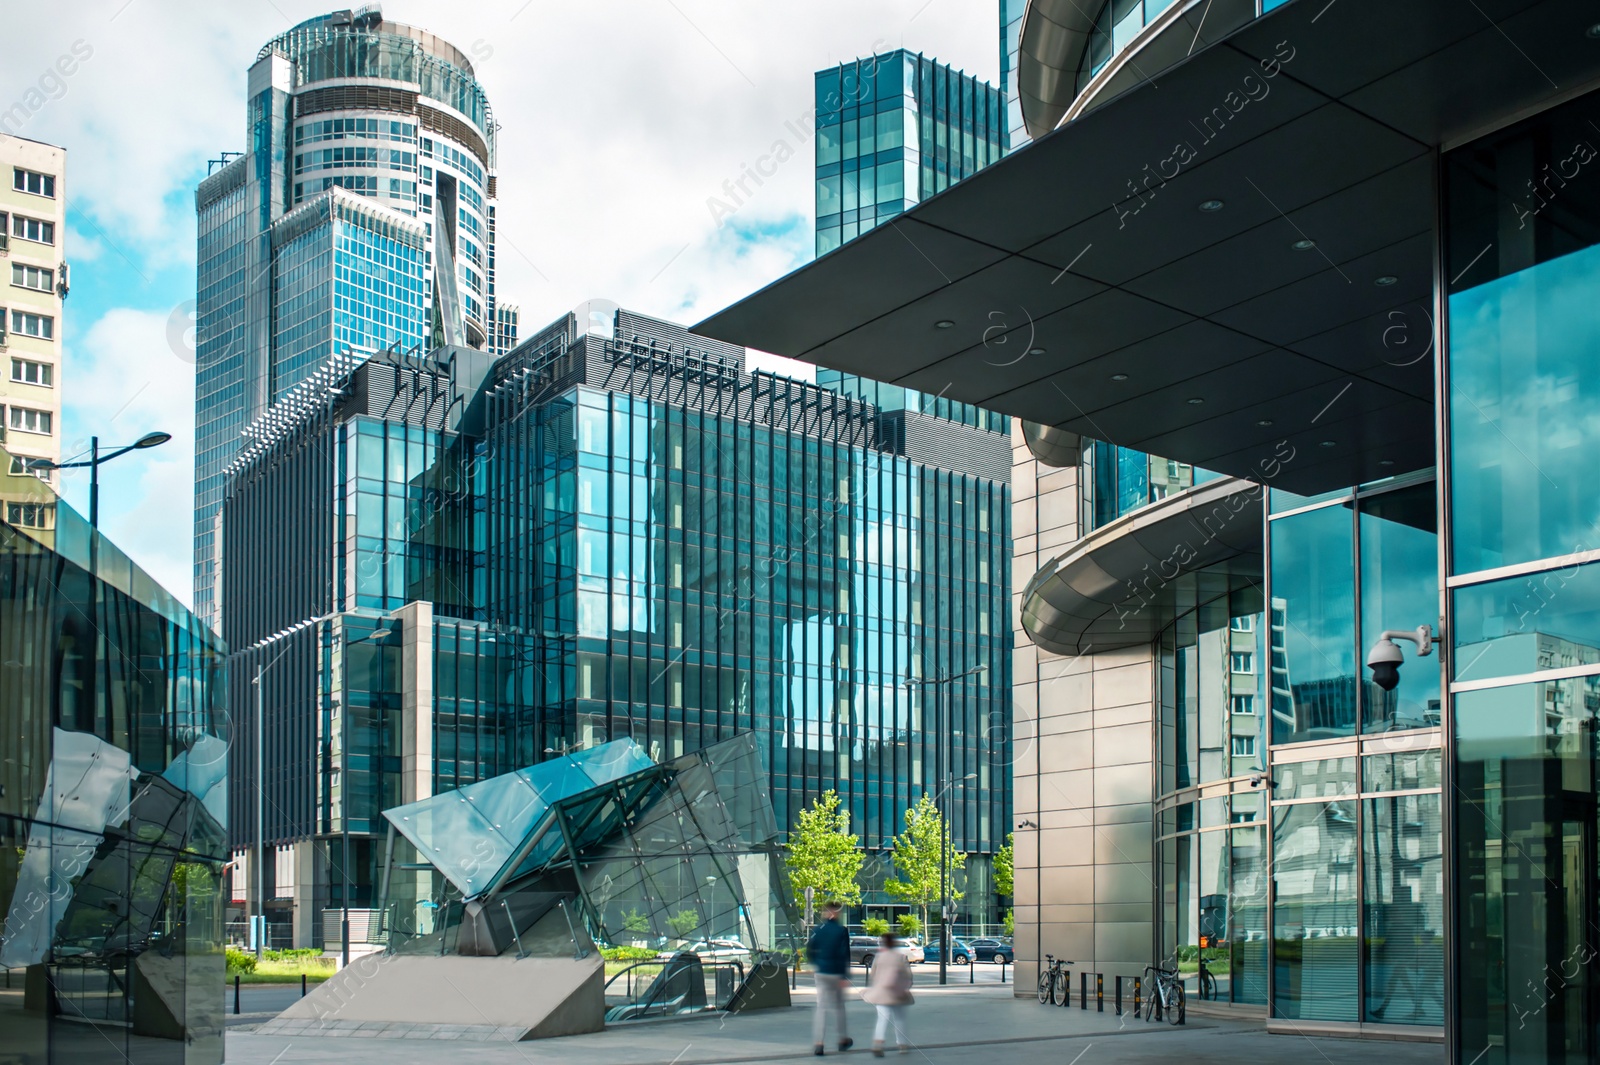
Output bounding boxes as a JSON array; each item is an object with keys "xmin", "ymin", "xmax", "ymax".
[
  {"xmin": 902, "ymin": 664, "xmax": 985, "ymax": 986},
  {"xmin": 26, "ymin": 430, "xmax": 172, "ymax": 528}
]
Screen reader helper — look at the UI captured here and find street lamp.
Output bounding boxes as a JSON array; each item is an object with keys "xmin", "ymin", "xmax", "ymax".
[
  {"xmin": 901, "ymin": 664, "xmax": 986, "ymax": 986},
  {"xmin": 236, "ymin": 613, "xmax": 390, "ymax": 962},
  {"xmin": 26, "ymin": 430, "xmax": 171, "ymax": 528}
]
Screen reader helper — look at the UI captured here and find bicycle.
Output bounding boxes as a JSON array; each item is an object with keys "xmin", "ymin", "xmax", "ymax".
[
  {"xmin": 1036, "ymin": 954, "xmax": 1073, "ymax": 1006},
  {"xmin": 1196, "ymin": 956, "xmax": 1217, "ymax": 1001},
  {"xmin": 1142, "ymin": 964, "xmax": 1185, "ymax": 1025}
]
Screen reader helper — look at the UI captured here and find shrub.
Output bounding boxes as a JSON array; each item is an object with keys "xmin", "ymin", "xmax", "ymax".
[
  {"xmin": 896, "ymin": 914, "xmax": 920, "ymax": 937},
  {"xmin": 1003, "ymin": 909, "xmax": 1014, "ymax": 937},
  {"xmin": 263, "ymin": 948, "xmax": 320, "ymax": 962},
  {"xmin": 225, "ymin": 948, "xmax": 257, "ymax": 974},
  {"xmin": 862, "ymin": 917, "xmax": 890, "ymax": 937},
  {"xmin": 666, "ymin": 909, "xmax": 700, "ymax": 938},
  {"xmin": 601, "ymin": 945, "xmax": 659, "ymax": 961}
]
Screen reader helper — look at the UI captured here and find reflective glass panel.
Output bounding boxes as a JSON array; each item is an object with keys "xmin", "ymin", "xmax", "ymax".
[
  {"xmin": 1270, "ymin": 504, "xmax": 1357, "ymax": 743},
  {"xmin": 1359, "ymin": 485, "xmax": 1440, "ymax": 732},
  {"xmin": 1271, "ymin": 801, "xmax": 1359, "ymax": 1020},
  {"xmin": 1453, "ymin": 560, "xmax": 1600, "ymax": 682}
]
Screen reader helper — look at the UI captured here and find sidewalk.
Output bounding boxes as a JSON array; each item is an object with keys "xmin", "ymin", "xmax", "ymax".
[{"xmin": 224, "ymin": 978, "xmax": 1444, "ymax": 1065}]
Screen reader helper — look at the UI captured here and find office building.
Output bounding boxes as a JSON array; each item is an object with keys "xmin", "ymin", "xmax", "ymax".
[
  {"xmin": 694, "ymin": 0, "xmax": 1600, "ymax": 1055},
  {"xmin": 0, "ymin": 134, "xmax": 66, "ymax": 534},
  {"xmin": 0, "ymin": 445, "xmax": 228, "ymax": 1065},
  {"xmin": 221, "ymin": 301, "xmax": 1012, "ymax": 948},
  {"xmin": 814, "ymin": 51, "xmax": 1005, "ymax": 257},
  {"xmin": 193, "ymin": 5, "xmax": 505, "ymax": 632}
]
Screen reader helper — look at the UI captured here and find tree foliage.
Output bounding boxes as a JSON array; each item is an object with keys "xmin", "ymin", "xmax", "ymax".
[
  {"xmin": 883, "ymin": 795, "xmax": 966, "ymax": 933},
  {"xmin": 896, "ymin": 914, "xmax": 921, "ymax": 938},
  {"xmin": 1003, "ymin": 909, "xmax": 1015, "ymax": 937},
  {"xmin": 862, "ymin": 917, "xmax": 890, "ymax": 936},
  {"xmin": 993, "ymin": 832, "xmax": 1015, "ymax": 898},
  {"xmin": 666, "ymin": 909, "xmax": 700, "ymax": 938},
  {"xmin": 785, "ymin": 789, "xmax": 864, "ymax": 909}
]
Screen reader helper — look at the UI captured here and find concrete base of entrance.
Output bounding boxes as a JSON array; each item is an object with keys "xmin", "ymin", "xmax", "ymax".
[{"xmin": 257, "ymin": 953, "xmax": 604, "ymax": 1041}]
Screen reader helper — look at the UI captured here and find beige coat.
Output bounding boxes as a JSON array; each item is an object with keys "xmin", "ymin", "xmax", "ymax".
[{"xmin": 861, "ymin": 948, "xmax": 914, "ymax": 1006}]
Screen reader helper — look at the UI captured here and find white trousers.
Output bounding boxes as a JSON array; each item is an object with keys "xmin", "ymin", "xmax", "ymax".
[
  {"xmin": 813, "ymin": 973, "xmax": 849, "ymax": 1045},
  {"xmin": 873, "ymin": 1003, "xmax": 908, "ymax": 1047}
]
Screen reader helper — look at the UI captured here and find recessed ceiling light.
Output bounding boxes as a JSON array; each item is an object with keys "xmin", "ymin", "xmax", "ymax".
[
  {"xmin": 1320, "ymin": 440, "xmax": 1337, "ymax": 448},
  {"xmin": 1256, "ymin": 419, "xmax": 1273, "ymax": 427},
  {"xmin": 1292, "ymin": 239, "xmax": 1317, "ymax": 252},
  {"xmin": 1587, "ymin": 22, "xmax": 1600, "ymax": 38},
  {"xmin": 1186, "ymin": 397, "xmax": 1204, "ymax": 405},
  {"xmin": 1378, "ymin": 459, "xmax": 1396, "ymax": 467},
  {"xmin": 1374, "ymin": 275, "xmax": 1398, "ymax": 286},
  {"xmin": 1198, "ymin": 199, "xmax": 1225, "ymax": 212},
  {"xmin": 1027, "ymin": 347, "xmax": 1046, "ymax": 356},
  {"xmin": 1110, "ymin": 373, "xmax": 1129, "ymax": 382},
  {"xmin": 934, "ymin": 320, "xmax": 955, "ymax": 329}
]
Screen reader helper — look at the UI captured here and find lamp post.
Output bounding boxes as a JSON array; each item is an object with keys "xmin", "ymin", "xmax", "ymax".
[
  {"xmin": 901, "ymin": 664, "xmax": 986, "ymax": 986},
  {"xmin": 26, "ymin": 430, "xmax": 172, "ymax": 528},
  {"xmin": 236, "ymin": 614, "xmax": 390, "ymax": 961}
]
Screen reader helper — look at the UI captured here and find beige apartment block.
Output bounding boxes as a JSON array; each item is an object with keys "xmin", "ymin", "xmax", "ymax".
[{"xmin": 0, "ymin": 133, "xmax": 66, "ymax": 534}]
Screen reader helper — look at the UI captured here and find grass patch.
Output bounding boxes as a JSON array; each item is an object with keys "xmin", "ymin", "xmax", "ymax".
[{"xmin": 225, "ymin": 949, "xmax": 339, "ymax": 985}]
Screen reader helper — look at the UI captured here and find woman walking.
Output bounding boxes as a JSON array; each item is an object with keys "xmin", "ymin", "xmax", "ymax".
[{"xmin": 862, "ymin": 932, "xmax": 914, "ymax": 1056}]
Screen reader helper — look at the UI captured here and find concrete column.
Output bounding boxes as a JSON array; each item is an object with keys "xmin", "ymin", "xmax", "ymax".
[
  {"xmin": 292, "ymin": 840, "xmax": 320, "ymax": 948},
  {"xmin": 394, "ymin": 601, "xmax": 434, "ymax": 805}
]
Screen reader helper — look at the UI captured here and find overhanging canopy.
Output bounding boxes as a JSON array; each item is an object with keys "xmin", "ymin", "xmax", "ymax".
[
  {"xmin": 697, "ymin": 0, "xmax": 1599, "ymax": 495},
  {"xmin": 1020, "ymin": 477, "xmax": 1264, "ymax": 656}
]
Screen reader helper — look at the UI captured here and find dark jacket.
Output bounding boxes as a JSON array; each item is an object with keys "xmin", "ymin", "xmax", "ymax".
[{"xmin": 807, "ymin": 918, "xmax": 851, "ymax": 976}]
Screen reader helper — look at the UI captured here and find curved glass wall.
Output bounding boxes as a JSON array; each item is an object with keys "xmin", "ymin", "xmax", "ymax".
[
  {"xmin": 1156, "ymin": 585, "xmax": 1269, "ymax": 1006},
  {"xmin": 1445, "ymin": 87, "xmax": 1600, "ymax": 1061},
  {"xmin": 1081, "ymin": 439, "xmax": 1220, "ymax": 532},
  {"xmin": 1075, "ymin": 0, "xmax": 1182, "ymax": 97}
]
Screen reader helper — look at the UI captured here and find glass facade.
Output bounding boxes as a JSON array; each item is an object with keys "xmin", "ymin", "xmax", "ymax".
[
  {"xmin": 1081, "ymin": 439, "xmax": 1217, "ymax": 532},
  {"xmin": 814, "ymin": 51, "xmax": 1004, "ymax": 257},
  {"xmin": 194, "ymin": 11, "xmax": 499, "ymax": 634},
  {"xmin": 0, "ymin": 447, "xmax": 228, "ymax": 1064},
  {"xmin": 1156, "ymin": 586, "xmax": 1269, "ymax": 1007},
  {"xmin": 1446, "ymin": 88, "xmax": 1600, "ymax": 1063},
  {"xmin": 1260, "ymin": 475, "xmax": 1443, "ymax": 1025}
]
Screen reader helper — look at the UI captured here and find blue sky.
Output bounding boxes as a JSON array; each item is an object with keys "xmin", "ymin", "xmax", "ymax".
[{"xmin": 2, "ymin": 0, "xmax": 1000, "ymax": 607}]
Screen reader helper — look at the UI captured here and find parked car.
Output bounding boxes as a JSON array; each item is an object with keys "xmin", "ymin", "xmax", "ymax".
[
  {"xmin": 657, "ymin": 938, "xmax": 748, "ymax": 961},
  {"xmin": 849, "ymin": 934, "xmax": 924, "ymax": 968},
  {"xmin": 967, "ymin": 937, "xmax": 1014, "ymax": 964},
  {"xmin": 921, "ymin": 937, "xmax": 972, "ymax": 965}
]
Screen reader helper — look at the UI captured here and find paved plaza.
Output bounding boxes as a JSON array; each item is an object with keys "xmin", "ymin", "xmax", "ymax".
[{"xmin": 224, "ymin": 975, "xmax": 1444, "ymax": 1065}]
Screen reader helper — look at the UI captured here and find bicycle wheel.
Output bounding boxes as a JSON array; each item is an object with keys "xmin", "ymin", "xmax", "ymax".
[
  {"xmin": 1166, "ymin": 982, "xmax": 1186, "ymax": 1025},
  {"xmin": 1053, "ymin": 972, "xmax": 1069, "ymax": 1007},
  {"xmin": 1200, "ymin": 969, "xmax": 1216, "ymax": 1001},
  {"xmin": 1037, "ymin": 971, "xmax": 1052, "ymax": 1004},
  {"xmin": 1143, "ymin": 983, "xmax": 1159, "ymax": 1022}
]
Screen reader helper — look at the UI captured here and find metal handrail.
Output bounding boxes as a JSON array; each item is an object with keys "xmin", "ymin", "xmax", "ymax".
[{"xmin": 603, "ymin": 954, "xmax": 747, "ymax": 1013}]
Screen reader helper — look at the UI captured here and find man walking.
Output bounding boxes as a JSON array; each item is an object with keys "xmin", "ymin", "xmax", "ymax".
[{"xmin": 806, "ymin": 901, "xmax": 853, "ymax": 1055}]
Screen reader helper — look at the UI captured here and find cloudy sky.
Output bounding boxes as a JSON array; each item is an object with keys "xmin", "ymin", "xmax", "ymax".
[{"xmin": 2, "ymin": 0, "xmax": 1001, "ymax": 604}]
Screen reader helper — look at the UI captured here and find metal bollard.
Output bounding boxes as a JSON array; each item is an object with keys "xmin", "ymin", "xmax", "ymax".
[
  {"xmin": 999, "ymin": 957, "xmax": 1007, "ymax": 984},
  {"xmin": 1080, "ymin": 971, "xmax": 1089, "ymax": 1009},
  {"xmin": 301, "ymin": 973, "xmax": 307, "ymax": 997},
  {"xmin": 1133, "ymin": 975, "xmax": 1142, "ymax": 1016},
  {"xmin": 1061, "ymin": 969, "xmax": 1072, "ymax": 1007},
  {"xmin": 233, "ymin": 975, "xmax": 240, "ymax": 1015},
  {"xmin": 1115, "ymin": 975, "xmax": 1124, "ymax": 1015},
  {"xmin": 1096, "ymin": 973, "xmax": 1104, "ymax": 1012}
]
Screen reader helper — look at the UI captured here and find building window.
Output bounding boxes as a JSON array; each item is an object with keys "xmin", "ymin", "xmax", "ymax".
[
  {"xmin": 1231, "ymin": 735, "xmax": 1256, "ymax": 757},
  {"xmin": 11, "ymin": 264, "xmax": 53, "ymax": 292},
  {"xmin": 1230, "ymin": 651, "xmax": 1254, "ymax": 674},
  {"xmin": 10, "ymin": 311, "xmax": 53, "ymax": 340},
  {"xmin": 8, "ymin": 406, "xmax": 51, "ymax": 434},
  {"xmin": 1230, "ymin": 615, "xmax": 1254, "ymax": 632},
  {"xmin": 5, "ymin": 501, "xmax": 48, "ymax": 527},
  {"xmin": 10, "ymin": 215, "xmax": 54, "ymax": 245},
  {"xmin": 1231, "ymin": 694, "xmax": 1255, "ymax": 715},
  {"xmin": 12, "ymin": 168, "xmax": 55, "ymax": 197},
  {"xmin": 8, "ymin": 456, "xmax": 50, "ymax": 481},
  {"xmin": 10, "ymin": 358, "xmax": 52, "ymax": 386}
]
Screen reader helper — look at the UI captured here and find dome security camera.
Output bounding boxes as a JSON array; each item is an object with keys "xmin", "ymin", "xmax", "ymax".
[
  {"xmin": 1366, "ymin": 625, "xmax": 1436, "ymax": 692},
  {"xmin": 1367, "ymin": 638, "xmax": 1404, "ymax": 691}
]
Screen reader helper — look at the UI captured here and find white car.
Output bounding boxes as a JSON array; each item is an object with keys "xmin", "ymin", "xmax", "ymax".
[{"xmin": 657, "ymin": 938, "xmax": 748, "ymax": 961}]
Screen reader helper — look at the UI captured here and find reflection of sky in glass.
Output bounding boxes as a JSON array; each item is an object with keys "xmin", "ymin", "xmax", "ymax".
[{"xmin": 1451, "ymin": 241, "xmax": 1600, "ymax": 572}]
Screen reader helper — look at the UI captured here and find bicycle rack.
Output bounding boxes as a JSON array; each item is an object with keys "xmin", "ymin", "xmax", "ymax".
[{"xmin": 1114, "ymin": 975, "xmax": 1142, "ymax": 1015}]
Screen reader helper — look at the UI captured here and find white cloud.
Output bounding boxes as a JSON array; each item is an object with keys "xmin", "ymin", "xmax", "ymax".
[
  {"xmin": 5, "ymin": 0, "xmax": 1002, "ymax": 602},
  {"xmin": 53, "ymin": 307, "xmax": 197, "ymax": 604}
]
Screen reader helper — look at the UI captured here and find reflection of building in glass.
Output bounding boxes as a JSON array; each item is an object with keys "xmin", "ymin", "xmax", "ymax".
[
  {"xmin": 0, "ymin": 445, "xmax": 228, "ymax": 1063},
  {"xmin": 221, "ymin": 303, "xmax": 1012, "ymax": 949}
]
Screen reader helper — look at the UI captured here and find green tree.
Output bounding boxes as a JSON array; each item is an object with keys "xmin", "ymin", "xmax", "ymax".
[
  {"xmin": 1003, "ymin": 909, "xmax": 1015, "ymax": 937},
  {"xmin": 896, "ymin": 914, "xmax": 921, "ymax": 938},
  {"xmin": 862, "ymin": 917, "xmax": 890, "ymax": 936},
  {"xmin": 666, "ymin": 909, "xmax": 700, "ymax": 939},
  {"xmin": 785, "ymin": 789, "xmax": 864, "ymax": 909},
  {"xmin": 621, "ymin": 907, "xmax": 650, "ymax": 935},
  {"xmin": 993, "ymin": 832, "xmax": 1015, "ymax": 898},
  {"xmin": 883, "ymin": 795, "xmax": 966, "ymax": 934}
]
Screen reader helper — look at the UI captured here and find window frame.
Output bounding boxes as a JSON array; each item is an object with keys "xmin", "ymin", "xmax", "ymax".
[
  {"xmin": 10, "ymin": 264, "xmax": 53, "ymax": 292},
  {"xmin": 12, "ymin": 168, "xmax": 56, "ymax": 198},
  {"xmin": 9, "ymin": 310, "xmax": 54, "ymax": 340},
  {"xmin": 10, "ymin": 215, "xmax": 55, "ymax": 246},
  {"xmin": 9, "ymin": 357, "xmax": 53, "ymax": 386},
  {"xmin": 7, "ymin": 405, "xmax": 52, "ymax": 435}
]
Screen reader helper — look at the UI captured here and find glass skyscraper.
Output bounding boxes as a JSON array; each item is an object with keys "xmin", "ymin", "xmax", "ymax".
[
  {"xmin": 193, "ymin": 6, "xmax": 504, "ymax": 632},
  {"xmin": 219, "ymin": 303, "xmax": 1014, "ymax": 947},
  {"xmin": 814, "ymin": 51, "xmax": 1006, "ymax": 257}
]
